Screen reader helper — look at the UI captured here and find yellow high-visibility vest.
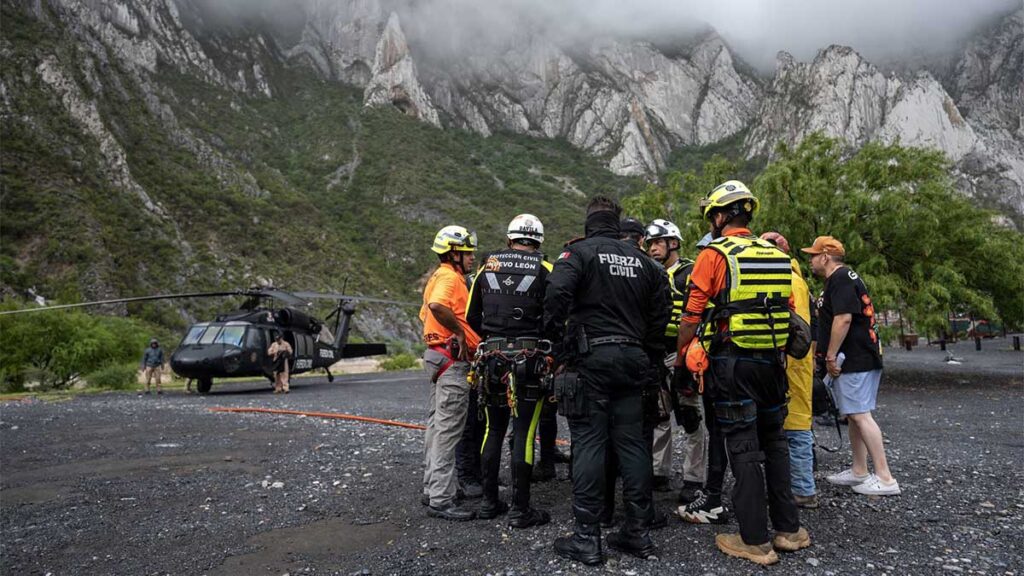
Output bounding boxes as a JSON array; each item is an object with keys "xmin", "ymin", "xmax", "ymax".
[{"xmin": 700, "ymin": 235, "xmax": 792, "ymax": 350}]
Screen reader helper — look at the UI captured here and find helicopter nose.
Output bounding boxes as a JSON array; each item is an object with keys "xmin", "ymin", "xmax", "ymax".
[{"xmin": 171, "ymin": 349, "xmax": 220, "ymax": 377}]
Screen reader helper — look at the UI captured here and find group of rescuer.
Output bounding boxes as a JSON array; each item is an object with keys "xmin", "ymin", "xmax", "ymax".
[{"xmin": 419, "ymin": 180, "xmax": 898, "ymax": 566}]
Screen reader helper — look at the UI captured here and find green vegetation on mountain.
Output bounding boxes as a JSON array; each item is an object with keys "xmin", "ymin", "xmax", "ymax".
[
  {"xmin": 0, "ymin": 2, "xmax": 640, "ymax": 337},
  {"xmin": 624, "ymin": 133, "xmax": 1024, "ymax": 333}
]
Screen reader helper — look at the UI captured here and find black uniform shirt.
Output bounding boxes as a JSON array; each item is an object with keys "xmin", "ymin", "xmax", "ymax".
[{"xmin": 543, "ymin": 218, "xmax": 671, "ymax": 352}]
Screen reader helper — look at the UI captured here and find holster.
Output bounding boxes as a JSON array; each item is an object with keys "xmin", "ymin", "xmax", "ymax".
[
  {"xmin": 553, "ymin": 371, "xmax": 587, "ymax": 418},
  {"xmin": 481, "ymin": 356, "xmax": 510, "ymax": 407}
]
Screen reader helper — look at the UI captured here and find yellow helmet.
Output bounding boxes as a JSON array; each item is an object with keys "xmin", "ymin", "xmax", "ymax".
[
  {"xmin": 700, "ymin": 180, "xmax": 759, "ymax": 221},
  {"xmin": 431, "ymin": 225, "xmax": 477, "ymax": 254}
]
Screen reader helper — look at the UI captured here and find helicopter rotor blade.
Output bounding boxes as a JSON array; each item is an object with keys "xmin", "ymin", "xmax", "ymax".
[
  {"xmin": 292, "ymin": 292, "xmax": 419, "ymax": 308},
  {"xmin": 0, "ymin": 291, "xmax": 243, "ymax": 316},
  {"xmin": 252, "ymin": 289, "xmax": 310, "ymax": 307}
]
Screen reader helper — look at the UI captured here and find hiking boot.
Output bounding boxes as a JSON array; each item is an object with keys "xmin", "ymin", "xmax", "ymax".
[
  {"xmin": 678, "ymin": 492, "xmax": 729, "ymax": 524},
  {"xmin": 773, "ymin": 527, "xmax": 811, "ymax": 552},
  {"xmin": 554, "ymin": 524, "xmax": 603, "ymax": 566},
  {"xmin": 677, "ymin": 482, "xmax": 703, "ymax": 505},
  {"xmin": 826, "ymin": 468, "xmax": 871, "ymax": 486},
  {"xmin": 606, "ymin": 530, "xmax": 657, "ymax": 560},
  {"xmin": 459, "ymin": 479, "xmax": 484, "ymax": 499},
  {"xmin": 477, "ymin": 499, "xmax": 509, "ymax": 519},
  {"xmin": 652, "ymin": 475, "xmax": 673, "ymax": 492},
  {"xmin": 647, "ymin": 509, "xmax": 669, "ymax": 530},
  {"xmin": 532, "ymin": 461, "xmax": 556, "ymax": 482},
  {"xmin": 716, "ymin": 533, "xmax": 779, "ymax": 565},
  {"xmin": 852, "ymin": 475, "xmax": 901, "ymax": 496},
  {"xmin": 794, "ymin": 493, "xmax": 820, "ymax": 509},
  {"xmin": 427, "ymin": 502, "xmax": 476, "ymax": 521},
  {"xmin": 508, "ymin": 507, "xmax": 551, "ymax": 529},
  {"xmin": 552, "ymin": 449, "xmax": 571, "ymax": 464}
]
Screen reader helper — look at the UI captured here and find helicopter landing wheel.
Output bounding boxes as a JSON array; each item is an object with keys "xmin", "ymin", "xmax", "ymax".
[{"xmin": 197, "ymin": 377, "xmax": 213, "ymax": 394}]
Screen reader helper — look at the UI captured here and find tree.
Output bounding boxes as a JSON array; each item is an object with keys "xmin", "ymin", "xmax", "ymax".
[{"xmin": 623, "ymin": 133, "xmax": 1024, "ymax": 333}]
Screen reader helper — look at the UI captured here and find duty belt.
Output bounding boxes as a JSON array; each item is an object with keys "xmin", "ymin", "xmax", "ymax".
[
  {"xmin": 480, "ymin": 336, "xmax": 551, "ymax": 354},
  {"xmin": 588, "ymin": 335, "xmax": 642, "ymax": 347}
]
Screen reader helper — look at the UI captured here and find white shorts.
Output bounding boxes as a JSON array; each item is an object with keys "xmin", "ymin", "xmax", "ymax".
[{"xmin": 834, "ymin": 369, "xmax": 882, "ymax": 415}]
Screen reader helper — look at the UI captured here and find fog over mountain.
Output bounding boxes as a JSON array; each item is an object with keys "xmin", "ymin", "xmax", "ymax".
[{"xmin": 198, "ymin": 0, "xmax": 1020, "ymax": 70}]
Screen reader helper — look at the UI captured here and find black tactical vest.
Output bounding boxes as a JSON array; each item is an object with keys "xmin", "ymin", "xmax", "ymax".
[{"xmin": 476, "ymin": 249, "xmax": 549, "ymax": 337}]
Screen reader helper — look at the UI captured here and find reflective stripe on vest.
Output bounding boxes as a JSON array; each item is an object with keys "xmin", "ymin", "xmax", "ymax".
[
  {"xmin": 701, "ymin": 235, "xmax": 791, "ymax": 350},
  {"xmin": 663, "ymin": 259, "xmax": 693, "ymax": 338}
]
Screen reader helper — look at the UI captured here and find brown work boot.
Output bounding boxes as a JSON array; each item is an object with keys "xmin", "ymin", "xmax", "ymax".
[
  {"xmin": 794, "ymin": 493, "xmax": 819, "ymax": 509},
  {"xmin": 773, "ymin": 527, "xmax": 811, "ymax": 552},
  {"xmin": 715, "ymin": 533, "xmax": 779, "ymax": 566}
]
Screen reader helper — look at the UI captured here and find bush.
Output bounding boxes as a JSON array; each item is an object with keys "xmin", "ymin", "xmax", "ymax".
[
  {"xmin": 379, "ymin": 352, "xmax": 419, "ymax": 371},
  {"xmin": 0, "ymin": 303, "xmax": 171, "ymax": 390},
  {"xmin": 85, "ymin": 363, "xmax": 138, "ymax": 390}
]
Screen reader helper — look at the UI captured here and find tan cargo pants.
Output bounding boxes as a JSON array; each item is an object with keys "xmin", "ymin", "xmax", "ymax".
[
  {"xmin": 653, "ymin": 375, "xmax": 707, "ymax": 484},
  {"xmin": 422, "ymin": 352, "xmax": 470, "ymax": 508},
  {"xmin": 143, "ymin": 366, "xmax": 162, "ymax": 391}
]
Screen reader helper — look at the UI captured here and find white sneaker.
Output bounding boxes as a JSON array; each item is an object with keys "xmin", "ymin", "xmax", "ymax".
[
  {"xmin": 826, "ymin": 468, "xmax": 871, "ymax": 486},
  {"xmin": 852, "ymin": 475, "xmax": 901, "ymax": 496}
]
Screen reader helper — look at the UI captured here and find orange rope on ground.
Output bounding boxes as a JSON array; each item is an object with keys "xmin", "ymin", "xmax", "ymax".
[
  {"xmin": 209, "ymin": 406, "xmax": 571, "ymax": 446},
  {"xmin": 210, "ymin": 407, "xmax": 426, "ymax": 430}
]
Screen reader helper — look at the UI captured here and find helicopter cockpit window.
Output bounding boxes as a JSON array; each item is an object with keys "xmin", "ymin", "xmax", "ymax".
[
  {"xmin": 214, "ymin": 325, "xmax": 246, "ymax": 347},
  {"xmin": 199, "ymin": 324, "xmax": 223, "ymax": 345},
  {"xmin": 182, "ymin": 324, "xmax": 209, "ymax": 345}
]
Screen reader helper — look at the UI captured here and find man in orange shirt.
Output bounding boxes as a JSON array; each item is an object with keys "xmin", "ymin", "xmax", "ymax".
[
  {"xmin": 675, "ymin": 182, "xmax": 809, "ymax": 566},
  {"xmin": 420, "ymin": 225, "xmax": 481, "ymax": 521}
]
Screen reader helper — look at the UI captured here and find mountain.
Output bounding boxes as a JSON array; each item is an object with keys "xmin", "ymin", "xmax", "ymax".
[
  {"xmin": 0, "ymin": 0, "xmax": 639, "ymax": 340},
  {"xmin": 1, "ymin": 0, "xmax": 1021, "ymax": 339}
]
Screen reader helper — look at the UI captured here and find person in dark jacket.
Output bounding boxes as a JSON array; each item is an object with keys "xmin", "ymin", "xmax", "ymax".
[
  {"xmin": 140, "ymin": 338, "xmax": 164, "ymax": 395},
  {"xmin": 545, "ymin": 196, "xmax": 672, "ymax": 565}
]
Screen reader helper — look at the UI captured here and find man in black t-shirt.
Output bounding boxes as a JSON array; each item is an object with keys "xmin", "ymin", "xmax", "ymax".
[{"xmin": 803, "ymin": 236, "xmax": 900, "ymax": 497}]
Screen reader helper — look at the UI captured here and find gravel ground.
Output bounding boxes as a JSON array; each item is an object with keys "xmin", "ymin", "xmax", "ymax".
[{"xmin": 2, "ymin": 357, "xmax": 1022, "ymax": 575}]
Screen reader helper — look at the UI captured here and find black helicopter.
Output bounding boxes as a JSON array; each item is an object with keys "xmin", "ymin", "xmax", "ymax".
[{"xmin": 0, "ymin": 287, "xmax": 414, "ymax": 394}]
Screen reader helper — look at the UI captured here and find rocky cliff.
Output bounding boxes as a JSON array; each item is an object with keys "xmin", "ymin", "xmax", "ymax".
[
  {"xmin": 13, "ymin": 0, "xmax": 1020, "ymax": 201},
  {"xmin": 1, "ymin": 0, "xmax": 1021, "ymax": 332}
]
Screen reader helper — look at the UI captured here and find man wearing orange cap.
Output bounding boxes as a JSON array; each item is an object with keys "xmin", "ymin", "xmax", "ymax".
[
  {"xmin": 762, "ymin": 232, "xmax": 818, "ymax": 508},
  {"xmin": 802, "ymin": 236, "xmax": 900, "ymax": 497}
]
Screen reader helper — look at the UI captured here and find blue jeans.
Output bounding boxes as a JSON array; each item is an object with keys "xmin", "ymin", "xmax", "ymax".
[{"xmin": 786, "ymin": 430, "xmax": 816, "ymax": 497}]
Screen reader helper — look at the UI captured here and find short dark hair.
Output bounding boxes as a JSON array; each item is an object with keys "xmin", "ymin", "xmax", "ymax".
[
  {"xmin": 711, "ymin": 207, "xmax": 751, "ymax": 228},
  {"xmin": 586, "ymin": 196, "xmax": 622, "ymax": 217}
]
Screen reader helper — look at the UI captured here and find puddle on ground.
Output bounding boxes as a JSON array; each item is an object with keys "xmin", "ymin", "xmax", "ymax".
[{"xmin": 209, "ymin": 517, "xmax": 399, "ymax": 575}]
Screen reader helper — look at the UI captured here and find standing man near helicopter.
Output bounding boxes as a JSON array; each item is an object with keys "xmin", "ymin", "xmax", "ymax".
[
  {"xmin": 466, "ymin": 214, "xmax": 553, "ymax": 529},
  {"xmin": 420, "ymin": 225, "xmax": 480, "ymax": 521}
]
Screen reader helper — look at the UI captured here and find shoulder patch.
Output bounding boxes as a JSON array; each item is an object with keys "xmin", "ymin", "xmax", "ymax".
[
  {"xmin": 558, "ymin": 251, "xmax": 571, "ymax": 260},
  {"xmin": 484, "ymin": 256, "xmax": 501, "ymax": 272}
]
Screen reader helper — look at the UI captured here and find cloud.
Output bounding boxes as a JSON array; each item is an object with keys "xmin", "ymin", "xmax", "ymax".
[{"xmin": 393, "ymin": 0, "xmax": 1020, "ymax": 70}]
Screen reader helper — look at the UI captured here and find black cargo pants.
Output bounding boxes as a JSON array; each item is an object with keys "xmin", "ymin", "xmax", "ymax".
[
  {"xmin": 568, "ymin": 344, "xmax": 654, "ymax": 532},
  {"xmin": 708, "ymin": 352, "xmax": 800, "ymax": 545}
]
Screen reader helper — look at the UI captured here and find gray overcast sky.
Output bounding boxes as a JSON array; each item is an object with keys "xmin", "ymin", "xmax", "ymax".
[{"xmin": 396, "ymin": 0, "xmax": 1020, "ymax": 69}]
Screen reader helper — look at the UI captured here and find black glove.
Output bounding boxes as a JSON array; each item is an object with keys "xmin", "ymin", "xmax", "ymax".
[
  {"xmin": 680, "ymin": 404, "xmax": 702, "ymax": 434},
  {"xmin": 671, "ymin": 365, "xmax": 697, "ymax": 398}
]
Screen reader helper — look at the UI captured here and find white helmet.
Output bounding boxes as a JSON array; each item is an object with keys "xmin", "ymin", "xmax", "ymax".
[
  {"xmin": 507, "ymin": 213, "xmax": 544, "ymax": 244},
  {"xmin": 645, "ymin": 219, "xmax": 682, "ymax": 244}
]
